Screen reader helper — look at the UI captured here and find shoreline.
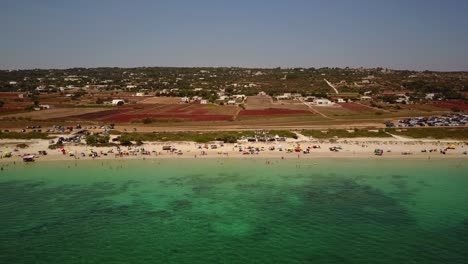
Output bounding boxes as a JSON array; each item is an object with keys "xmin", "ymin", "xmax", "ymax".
[{"xmin": 1, "ymin": 136, "xmax": 466, "ymax": 163}]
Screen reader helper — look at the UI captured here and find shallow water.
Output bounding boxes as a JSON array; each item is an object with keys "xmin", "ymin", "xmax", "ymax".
[{"xmin": 1, "ymin": 158, "xmax": 467, "ymax": 263}]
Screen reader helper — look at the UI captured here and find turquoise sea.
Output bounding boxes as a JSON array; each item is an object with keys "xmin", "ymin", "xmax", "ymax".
[{"xmin": 0, "ymin": 158, "xmax": 467, "ymax": 263}]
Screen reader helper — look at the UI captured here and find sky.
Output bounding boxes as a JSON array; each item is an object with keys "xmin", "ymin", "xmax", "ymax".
[{"xmin": 1, "ymin": 0, "xmax": 468, "ymax": 71}]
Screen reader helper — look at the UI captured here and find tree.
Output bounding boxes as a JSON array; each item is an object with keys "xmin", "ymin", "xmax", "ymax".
[{"xmin": 31, "ymin": 94, "xmax": 40, "ymax": 106}]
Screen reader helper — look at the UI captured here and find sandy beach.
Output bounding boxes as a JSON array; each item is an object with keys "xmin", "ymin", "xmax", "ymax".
[{"xmin": 1, "ymin": 135, "xmax": 466, "ymax": 163}]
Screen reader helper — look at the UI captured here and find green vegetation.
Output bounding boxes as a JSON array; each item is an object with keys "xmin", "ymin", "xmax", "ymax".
[
  {"xmin": 1, "ymin": 116, "xmax": 33, "ymax": 121},
  {"xmin": 85, "ymin": 134, "xmax": 110, "ymax": 145},
  {"xmin": 142, "ymin": 117, "xmax": 155, "ymax": 124},
  {"xmin": 117, "ymin": 130, "xmax": 296, "ymax": 143},
  {"xmin": 1, "ymin": 67, "xmax": 466, "ymax": 100},
  {"xmin": 48, "ymin": 143, "xmax": 64, "ymax": 150},
  {"xmin": 302, "ymin": 129, "xmax": 391, "ymax": 139},
  {"xmin": 387, "ymin": 128, "xmax": 468, "ymax": 140},
  {"xmin": 16, "ymin": 143, "xmax": 29, "ymax": 148},
  {"xmin": 0, "ymin": 132, "xmax": 51, "ymax": 139}
]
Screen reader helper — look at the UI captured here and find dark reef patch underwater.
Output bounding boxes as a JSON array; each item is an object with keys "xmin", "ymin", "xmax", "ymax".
[{"xmin": 0, "ymin": 159, "xmax": 467, "ymax": 263}]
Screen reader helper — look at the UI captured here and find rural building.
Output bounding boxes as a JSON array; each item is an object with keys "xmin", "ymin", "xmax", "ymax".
[
  {"xmin": 313, "ymin": 98, "xmax": 334, "ymax": 106},
  {"xmin": 360, "ymin": 96, "xmax": 372, "ymax": 101},
  {"xmin": 181, "ymin": 97, "xmax": 190, "ymax": 103},
  {"xmin": 191, "ymin": 96, "xmax": 202, "ymax": 103},
  {"xmin": 111, "ymin": 99, "xmax": 125, "ymax": 105},
  {"xmin": 425, "ymin": 93, "xmax": 436, "ymax": 100},
  {"xmin": 227, "ymin": 100, "xmax": 237, "ymax": 105},
  {"xmin": 233, "ymin": 94, "xmax": 246, "ymax": 100},
  {"xmin": 395, "ymin": 94, "xmax": 410, "ymax": 104},
  {"xmin": 200, "ymin": 99, "xmax": 208, "ymax": 104},
  {"xmin": 135, "ymin": 92, "xmax": 145, "ymax": 96},
  {"xmin": 39, "ymin": 105, "xmax": 50, "ymax": 109},
  {"xmin": 276, "ymin": 93, "xmax": 292, "ymax": 100},
  {"xmin": 336, "ymin": 98, "xmax": 346, "ymax": 103},
  {"xmin": 258, "ymin": 91, "xmax": 267, "ymax": 96}
]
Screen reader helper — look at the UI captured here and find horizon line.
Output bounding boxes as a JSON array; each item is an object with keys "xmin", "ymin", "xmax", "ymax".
[{"xmin": 2, "ymin": 65, "xmax": 468, "ymax": 73}]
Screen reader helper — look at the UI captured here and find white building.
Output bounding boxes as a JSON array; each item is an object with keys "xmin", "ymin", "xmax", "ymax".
[
  {"xmin": 395, "ymin": 94, "xmax": 410, "ymax": 104},
  {"xmin": 360, "ymin": 96, "xmax": 372, "ymax": 101},
  {"xmin": 111, "ymin": 99, "xmax": 125, "ymax": 105},
  {"xmin": 200, "ymin": 99, "xmax": 208, "ymax": 104},
  {"xmin": 276, "ymin": 93, "xmax": 292, "ymax": 100},
  {"xmin": 336, "ymin": 98, "xmax": 346, "ymax": 103},
  {"xmin": 180, "ymin": 97, "xmax": 190, "ymax": 103},
  {"xmin": 39, "ymin": 104, "xmax": 50, "ymax": 109},
  {"xmin": 233, "ymin": 94, "xmax": 246, "ymax": 100},
  {"xmin": 135, "ymin": 92, "xmax": 145, "ymax": 97},
  {"xmin": 425, "ymin": 93, "xmax": 436, "ymax": 100},
  {"xmin": 312, "ymin": 98, "xmax": 334, "ymax": 106},
  {"xmin": 9, "ymin": 81, "xmax": 17, "ymax": 85}
]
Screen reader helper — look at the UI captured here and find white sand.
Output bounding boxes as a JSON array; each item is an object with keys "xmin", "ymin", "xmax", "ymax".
[{"xmin": 1, "ymin": 136, "xmax": 466, "ymax": 163}]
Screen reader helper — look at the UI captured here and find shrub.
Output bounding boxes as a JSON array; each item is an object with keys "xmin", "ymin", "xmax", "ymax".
[
  {"xmin": 85, "ymin": 134, "xmax": 110, "ymax": 145},
  {"xmin": 48, "ymin": 143, "xmax": 64, "ymax": 150},
  {"xmin": 142, "ymin": 117, "xmax": 155, "ymax": 124},
  {"xmin": 16, "ymin": 143, "xmax": 29, "ymax": 149}
]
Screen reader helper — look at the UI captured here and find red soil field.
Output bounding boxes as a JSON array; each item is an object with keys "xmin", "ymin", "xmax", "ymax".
[
  {"xmin": 239, "ymin": 108, "xmax": 310, "ymax": 116},
  {"xmin": 61, "ymin": 104, "xmax": 236, "ymax": 122},
  {"xmin": 65, "ymin": 110, "xmax": 122, "ymax": 120},
  {"xmin": 102, "ymin": 114, "xmax": 233, "ymax": 122},
  {"xmin": 431, "ymin": 100, "xmax": 468, "ymax": 111},
  {"xmin": 0, "ymin": 92, "xmax": 21, "ymax": 99},
  {"xmin": 337, "ymin": 103, "xmax": 371, "ymax": 112}
]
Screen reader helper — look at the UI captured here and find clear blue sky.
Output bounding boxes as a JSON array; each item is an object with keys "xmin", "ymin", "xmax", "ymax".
[{"xmin": 2, "ymin": 0, "xmax": 468, "ymax": 71}]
